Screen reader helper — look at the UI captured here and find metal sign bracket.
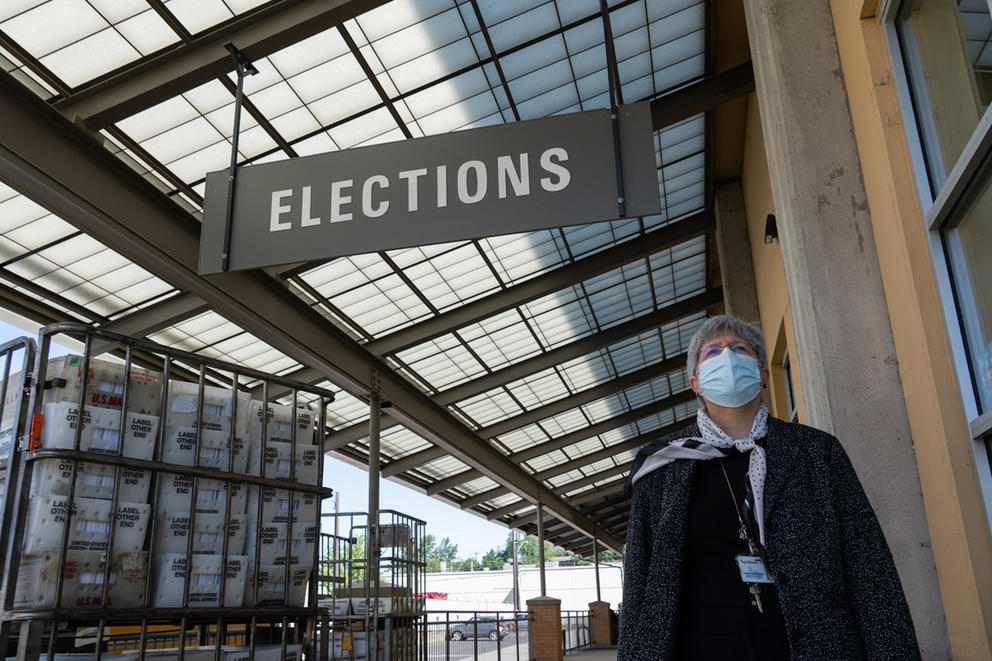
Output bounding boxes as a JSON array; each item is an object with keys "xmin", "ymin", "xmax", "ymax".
[
  {"xmin": 600, "ymin": 0, "xmax": 626, "ymax": 218},
  {"xmin": 221, "ymin": 43, "xmax": 258, "ymax": 272}
]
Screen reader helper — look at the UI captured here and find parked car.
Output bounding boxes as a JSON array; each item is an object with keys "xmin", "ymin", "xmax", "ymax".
[
  {"xmin": 505, "ymin": 612, "xmax": 529, "ymax": 632},
  {"xmin": 448, "ymin": 616, "xmax": 509, "ymax": 641}
]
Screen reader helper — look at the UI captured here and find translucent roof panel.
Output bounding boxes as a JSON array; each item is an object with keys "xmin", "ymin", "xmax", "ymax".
[
  {"xmin": 162, "ymin": 0, "xmax": 271, "ymax": 36},
  {"xmin": 323, "ymin": 388, "xmax": 373, "ymax": 430},
  {"xmin": 0, "ymin": 184, "xmax": 177, "ymax": 319},
  {"xmin": 380, "ymin": 426, "xmax": 433, "ymax": 460},
  {"xmin": 1, "ymin": 0, "xmax": 180, "ymax": 87},
  {"xmin": 300, "ymin": 254, "xmax": 434, "ymax": 337},
  {"xmin": 0, "ymin": 0, "xmax": 717, "ymax": 548}
]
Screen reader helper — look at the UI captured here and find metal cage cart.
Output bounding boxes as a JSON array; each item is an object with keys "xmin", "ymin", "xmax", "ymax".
[
  {"xmin": 0, "ymin": 323, "xmax": 335, "ymax": 660},
  {"xmin": 318, "ymin": 510, "xmax": 425, "ymax": 660}
]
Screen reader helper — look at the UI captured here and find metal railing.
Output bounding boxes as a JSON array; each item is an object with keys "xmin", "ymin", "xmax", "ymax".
[
  {"xmin": 419, "ymin": 610, "xmax": 527, "ymax": 661},
  {"xmin": 317, "ymin": 511, "xmax": 427, "ymax": 661},
  {"xmin": 0, "ymin": 323, "xmax": 335, "ymax": 660},
  {"xmin": 561, "ymin": 610, "xmax": 592, "ymax": 654}
]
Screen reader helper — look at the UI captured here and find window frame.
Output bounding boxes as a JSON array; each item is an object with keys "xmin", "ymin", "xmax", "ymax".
[
  {"xmin": 879, "ymin": 0, "xmax": 992, "ymax": 520},
  {"xmin": 782, "ymin": 352, "xmax": 798, "ymax": 424}
]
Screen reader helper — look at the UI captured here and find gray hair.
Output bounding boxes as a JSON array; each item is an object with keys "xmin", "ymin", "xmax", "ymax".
[{"xmin": 686, "ymin": 314, "xmax": 768, "ymax": 378}]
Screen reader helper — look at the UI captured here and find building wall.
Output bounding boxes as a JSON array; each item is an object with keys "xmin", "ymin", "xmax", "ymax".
[
  {"xmin": 424, "ymin": 565, "xmax": 624, "ymax": 613},
  {"xmin": 740, "ymin": 93, "xmax": 804, "ymax": 423},
  {"xmin": 823, "ymin": 3, "xmax": 992, "ymax": 656},
  {"xmin": 736, "ymin": 1, "xmax": 992, "ymax": 655}
]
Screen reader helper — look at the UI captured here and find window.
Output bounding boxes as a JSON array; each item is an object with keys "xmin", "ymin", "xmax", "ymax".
[
  {"xmin": 884, "ymin": 0, "xmax": 992, "ymax": 445},
  {"xmin": 782, "ymin": 353, "xmax": 798, "ymax": 424},
  {"xmin": 941, "ymin": 166, "xmax": 992, "ymax": 421},
  {"xmin": 894, "ymin": 0, "xmax": 992, "ymax": 195},
  {"xmin": 883, "ymin": 0, "xmax": 992, "ymax": 455}
]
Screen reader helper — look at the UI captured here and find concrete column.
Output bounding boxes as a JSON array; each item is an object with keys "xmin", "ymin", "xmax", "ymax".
[
  {"xmin": 714, "ymin": 180, "xmax": 760, "ymax": 323},
  {"xmin": 741, "ymin": 0, "xmax": 949, "ymax": 657},
  {"xmin": 527, "ymin": 596, "xmax": 563, "ymax": 661},
  {"xmin": 588, "ymin": 601, "xmax": 613, "ymax": 646}
]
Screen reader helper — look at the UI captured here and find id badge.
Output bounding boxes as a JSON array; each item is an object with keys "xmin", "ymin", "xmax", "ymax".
[{"xmin": 735, "ymin": 554, "xmax": 775, "ymax": 584}]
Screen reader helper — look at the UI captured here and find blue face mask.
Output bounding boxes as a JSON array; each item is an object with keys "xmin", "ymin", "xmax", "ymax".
[{"xmin": 697, "ymin": 347, "xmax": 762, "ymax": 407}]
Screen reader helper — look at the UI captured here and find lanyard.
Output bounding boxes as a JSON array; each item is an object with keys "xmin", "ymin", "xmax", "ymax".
[{"xmin": 719, "ymin": 457, "xmax": 759, "ymax": 556}]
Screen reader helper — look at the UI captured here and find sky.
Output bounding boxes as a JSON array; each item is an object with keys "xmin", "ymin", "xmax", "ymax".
[
  {"xmin": 320, "ymin": 457, "xmax": 512, "ymax": 560},
  {"xmin": 0, "ymin": 315, "xmax": 512, "ymax": 561}
]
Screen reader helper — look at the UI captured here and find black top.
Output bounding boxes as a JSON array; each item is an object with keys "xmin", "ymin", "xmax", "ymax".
[
  {"xmin": 676, "ymin": 448, "xmax": 791, "ymax": 660},
  {"xmin": 620, "ymin": 418, "xmax": 921, "ymax": 661}
]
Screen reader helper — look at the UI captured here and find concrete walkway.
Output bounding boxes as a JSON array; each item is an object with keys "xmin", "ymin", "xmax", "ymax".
[{"xmin": 567, "ymin": 646, "xmax": 617, "ymax": 660}]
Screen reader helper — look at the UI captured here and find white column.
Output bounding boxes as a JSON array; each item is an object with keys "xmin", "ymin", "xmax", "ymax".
[
  {"xmin": 741, "ymin": 0, "xmax": 949, "ymax": 656},
  {"xmin": 714, "ymin": 180, "xmax": 760, "ymax": 323}
]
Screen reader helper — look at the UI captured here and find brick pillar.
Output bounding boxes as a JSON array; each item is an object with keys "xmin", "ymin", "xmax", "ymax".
[
  {"xmin": 527, "ymin": 596, "xmax": 563, "ymax": 661},
  {"xmin": 588, "ymin": 601, "xmax": 613, "ymax": 646}
]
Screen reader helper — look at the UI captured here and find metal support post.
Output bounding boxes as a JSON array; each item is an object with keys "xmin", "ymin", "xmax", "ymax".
[
  {"xmin": 537, "ymin": 505, "xmax": 546, "ymax": 597},
  {"xmin": 594, "ymin": 537, "xmax": 602, "ymax": 603},
  {"xmin": 220, "ymin": 42, "xmax": 258, "ymax": 272},
  {"xmin": 512, "ymin": 530, "xmax": 521, "ymax": 610},
  {"xmin": 368, "ymin": 387, "xmax": 381, "ymax": 660}
]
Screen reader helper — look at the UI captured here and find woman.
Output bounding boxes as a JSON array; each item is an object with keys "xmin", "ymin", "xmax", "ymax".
[{"xmin": 618, "ymin": 315, "xmax": 920, "ymax": 660}]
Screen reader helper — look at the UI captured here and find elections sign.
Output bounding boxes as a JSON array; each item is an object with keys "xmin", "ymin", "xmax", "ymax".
[{"xmin": 198, "ymin": 102, "xmax": 659, "ymax": 273}]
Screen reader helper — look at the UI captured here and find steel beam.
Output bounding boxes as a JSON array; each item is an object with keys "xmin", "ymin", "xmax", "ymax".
[
  {"xmin": 362, "ymin": 291, "xmax": 717, "ymax": 469},
  {"xmin": 535, "ymin": 497, "xmax": 631, "ymax": 537},
  {"xmin": 650, "ymin": 62, "xmax": 755, "ymax": 130},
  {"xmin": 475, "ymin": 354, "xmax": 687, "ymax": 439},
  {"xmin": 556, "ymin": 505, "xmax": 629, "ymax": 532},
  {"xmin": 435, "ymin": 289, "xmax": 719, "ymax": 405},
  {"xmin": 273, "ymin": 232, "xmax": 716, "ymax": 417},
  {"xmin": 367, "ymin": 211, "xmax": 713, "ymax": 356},
  {"xmin": 546, "ymin": 511, "xmax": 627, "ymax": 541},
  {"xmin": 494, "ymin": 481, "xmax": 628, "ymax": 527},
  {"xmin": 486, "ymin": 500, "xmax": 536, "ymax": 522},
  {"xmin": 504, "ymin": 481, "xmax": 628, "ymax": 527},
  {"xmin": 512, "ymin": 390, "xmax": 697, "ymax": 463},
  {"xmin": 416, "ymin": 389, "xmax": 696, "ymax": 490},
  {"xmin": 581, "ymin": 492, "xmax": 631, "ymax": 516},
  {"xmin": 380, "ymin": 445, "xmax": 448, "ymax": 477},
  {"xmin": 0, "ymin": 282, "xmax": 78, "ymax": 326},
  {"xmin": 552, "ymin": 513, "xmax": 627, "ymax": 546},
  {"xmin": 100, "ymin": 292, "xmax": 209, "ymax": 337},
  {"xmin": 429, "ymin": 358, "xmax": 686, "ymax": 498},
  {"xmin": 554, "ymin": 462, "xmax": 632, "ymax": 496},
  {"xmin": 0, "ymin": 71, "xmax": 623, "ymax": 554},
  {"xmin": 454, "ymin": 421, "xmax": 683, "ymax": 507},
  {"xmin": 565, "ymin": 478, "xmax": 627, "ymax": 506},
  {"xmin": 56, "ymin": 0, "xmax": 391, "ymax": 127}
]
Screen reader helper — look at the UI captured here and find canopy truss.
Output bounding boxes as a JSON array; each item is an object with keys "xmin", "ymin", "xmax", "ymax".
[{"xmin": 0, "ymin": 0, "xmax": 752, "ymax": 554}]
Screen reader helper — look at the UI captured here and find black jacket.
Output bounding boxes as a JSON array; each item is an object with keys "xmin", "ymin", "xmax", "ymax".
[{"xmin": 618, "ymin": 416, "xmax": 921, "ymax": 660}]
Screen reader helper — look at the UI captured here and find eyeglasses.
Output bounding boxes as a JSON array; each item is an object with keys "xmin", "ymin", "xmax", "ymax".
[{"xmin": 699, "ymin": 341, "xmax": 756, "ymax": 360}]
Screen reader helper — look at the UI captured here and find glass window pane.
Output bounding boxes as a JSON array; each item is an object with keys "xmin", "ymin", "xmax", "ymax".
[
  {"xmin": 942, "ymin": 168, "xmax": 992, "ymax": 414},
  {"xmin": 897, "ymin": 0, "xmax": 992, "ymax": 188}
]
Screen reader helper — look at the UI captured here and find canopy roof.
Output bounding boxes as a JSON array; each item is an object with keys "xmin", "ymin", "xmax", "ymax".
[{"xmin": 0, "ymin": 0, "xmax": 752, "ymax": 554}]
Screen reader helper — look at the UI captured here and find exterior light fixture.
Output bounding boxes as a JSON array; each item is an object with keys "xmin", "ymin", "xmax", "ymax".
[{"xmin": 764, "ymin": 214, "xmax": 778, "ymax": 244}]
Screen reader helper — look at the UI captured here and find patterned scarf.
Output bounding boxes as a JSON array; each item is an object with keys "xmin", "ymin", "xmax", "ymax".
[{"xmin": 630, "ymin": 403, "xmax": 770, "ymax": 546}]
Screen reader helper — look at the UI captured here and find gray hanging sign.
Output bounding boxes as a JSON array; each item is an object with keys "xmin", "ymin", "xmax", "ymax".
[{"xmin": 198, "ymin": 102, "xmax": 659, "ymax": 273}]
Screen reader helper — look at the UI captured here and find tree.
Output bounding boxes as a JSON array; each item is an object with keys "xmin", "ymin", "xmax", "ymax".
[
  {"xmin": 347, "ymin": 533, "xmax": 367, "ymax": 583},
  {"xmin": 515, "ymin": 536, "xmax": 559, "ymax": 565},
  {"xmin": 420, "ymin": 534, "xmax": 459, "ymax": 572},
  {"xmin": 435, "ymin": 537, "xmax": 459, "ymax": 571},
  {"xmin": 480, "ymin": 548, "xmax": 506, "ymax": 571},
  {"xmin": 569, "ymin": 548, "xmax": 623, "ymax": 565}
]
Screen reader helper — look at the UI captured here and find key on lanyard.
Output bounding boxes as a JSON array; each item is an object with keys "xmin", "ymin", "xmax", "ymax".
[{"xmin": 749, "ymin": 584, "xmax": 764, "ymax": 613}]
